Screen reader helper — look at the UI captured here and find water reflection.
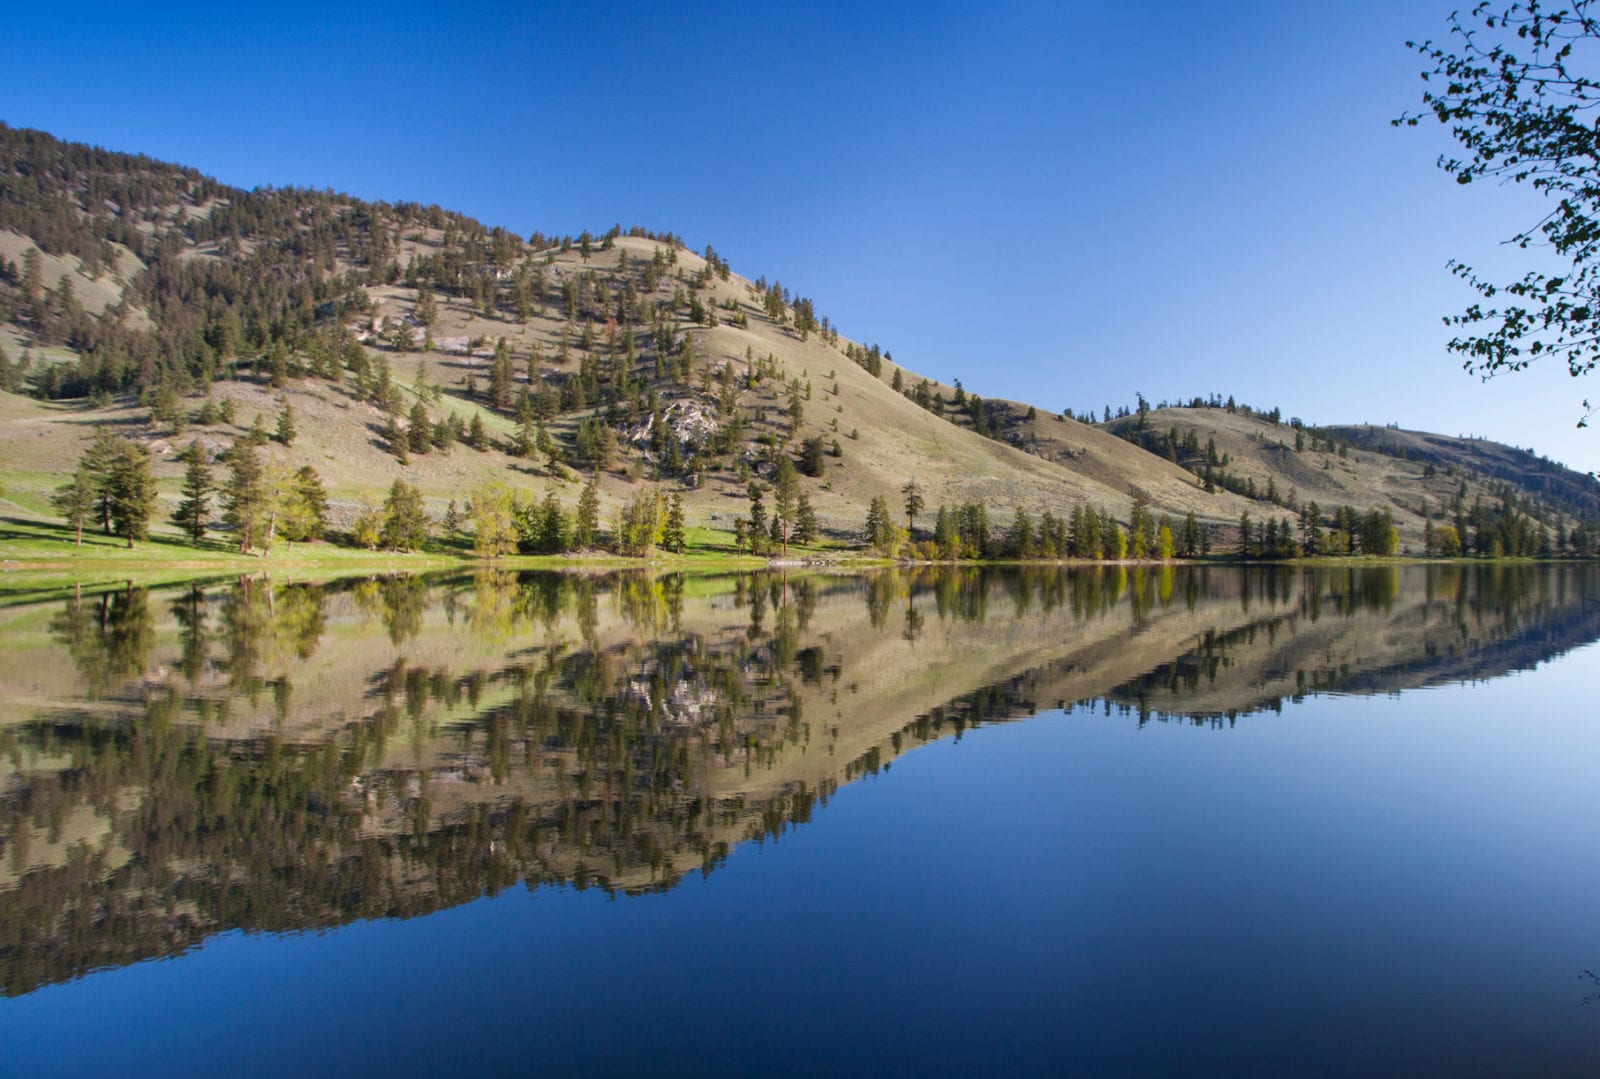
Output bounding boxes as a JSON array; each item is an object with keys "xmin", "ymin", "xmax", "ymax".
[{"xmin": 1, "ymin": 563, "xmax": 1596, "ymax": 996}]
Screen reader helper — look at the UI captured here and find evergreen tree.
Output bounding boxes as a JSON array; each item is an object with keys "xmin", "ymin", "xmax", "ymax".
[
  {"xmin": 513, "ymin": 413, "xmax": 536, "ymax": 459},
  {"xmin": 51, "ymin": 465, "xmax": 96, "ymax": 547},
  {"xmin": 222, "ymin": 440, "xmax": 267, "ymax": 553},
  {"xmin": 902, "ymin": 479, "xmax": 925, "ymax": 535},
  {"xmin": 865, "ymin": 495, "xmax": 895, "ymax": 555},
  {"xmin": 408, "ymin": 400, "xmax": 432, "ymax": 454},
  {"xmin": 467, "ymin": 412, "xmax": 489, "ymax": 451},
  {"xmin": 1180, "ymin": 511, "xmax": 1201, "ymax": 558},
  {"xmin": 535, "ymin": 490, "xmax": 569, "ymax": 553},
  {"xmin": 798, "ymin": 436, "xmax": 826, "ymax": 477},
  {"xmin": 415, "ymin": 282, "xmax": 438, "ymax": 326},
  {"xmin": 574, "ymin": 471, "xmax": 601, "ymax": 548},
  {"xmin": 795, "ymin": 492, "xmax": 818, "ymax": 545},
  {"xmin": 1106, "ymin": 521, "xmax": 1128, "ymax": 559},
  {"xmin": 773, "ymin": 455, "xmax": 799, "ymax": 554},
  {"xmin": 80, "ymin": 427, "xmax": 122, "ymax": 534},
  {"xmin": 663, "ymin": 493, "xmax": 686, "ymax": 553},
  {"xmin": 106, "ymin": 440, "xmax": 155, "ymax": 548},
  {"xmin": 748, "ymin": 486, "xmax": 768, "ymax": 553},
  {"xmin": 151, "ymin": 383, "xmax": 183, "ymax": 433},
  {"xmin": 488, "ymin": 338, "xmax": 513, "ymax": 409},
  {"xmin": 616, "ymin": 487, "xmax": 663, "ymax": 556},
  {"xmin": 279, "ymin": 466, "xmax": 327, "ymax": 542},
  {"xmin": 275, "ymin": 399, "xmax": 296, "ymax": 445},
  {"xmin": 380, "ymin": 479, "xmax": 429, "ymax": 551},
  {"xmin": 1008, "ymin": 506, "xmax": 1036, "ymax": 559},
  {"xmin": 933, "ymin": 504, "xmax": 958, "ymax": 559},
  {"xmin": 267, "ymin": 341, "xmax": 289, "ymax": 388},
  {"xmin": 172, "ymin": 440, "xmax": 214, "ymax": 543}
]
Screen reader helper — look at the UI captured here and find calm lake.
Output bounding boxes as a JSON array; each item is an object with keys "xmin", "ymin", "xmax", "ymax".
[{"xmin": 1, "ymin": 564, "xmax": 1597, "ymax": 1075}]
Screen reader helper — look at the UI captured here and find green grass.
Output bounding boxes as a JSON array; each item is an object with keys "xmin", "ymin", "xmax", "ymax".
[{"xmin": 0, "ymin": 509, "xmax": 844, "ymax": 597}]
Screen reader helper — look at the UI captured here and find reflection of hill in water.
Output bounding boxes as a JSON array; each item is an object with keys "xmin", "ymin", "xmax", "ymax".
[{"xmin": 1, "ymin": 563, "xmax": 1595, "ymax": 995}]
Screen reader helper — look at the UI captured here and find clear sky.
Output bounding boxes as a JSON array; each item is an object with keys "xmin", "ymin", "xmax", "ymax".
[{"xmin": 5, "ymin": 0, "xmax": 1597, "ymax": 471}]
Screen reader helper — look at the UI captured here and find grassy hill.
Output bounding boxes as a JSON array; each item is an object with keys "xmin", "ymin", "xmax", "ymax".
[
  {"xmin": 0, "ymin": 123, "xmax": 1595, "ymax": 560},
  {"xmin": 1104, "ymin": 403, "xmax": 1600, "ymax": 552}
]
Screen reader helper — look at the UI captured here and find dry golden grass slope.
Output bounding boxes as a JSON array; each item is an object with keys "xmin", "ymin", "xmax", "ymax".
[
  {"xmin": 4, "ymin": 196, "xmax": 1596, "ymax": 550},
  {"xmin": 0, "ymin": 231, "xmax": 1265, "ymax": 544},
  {"xmin": 1106, "ymin": 406, "xmax": 1600, "ymax": 549}
]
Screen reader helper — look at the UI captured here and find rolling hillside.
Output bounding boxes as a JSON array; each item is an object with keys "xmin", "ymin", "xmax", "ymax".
[{"xmin": 0, "ymin": 123, "xmax": 1595, "ymax": 556}]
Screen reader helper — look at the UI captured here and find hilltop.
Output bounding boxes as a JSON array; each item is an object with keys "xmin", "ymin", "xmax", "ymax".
[{"xmin": 0, "ymin": 123, "xmax": 1596, "ymax": 560}]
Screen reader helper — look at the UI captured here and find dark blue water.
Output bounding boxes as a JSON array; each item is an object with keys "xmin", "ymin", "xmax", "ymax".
[{"xmin": 1, "ymin": 566, "xmax": 1597, "ymax": 1075}]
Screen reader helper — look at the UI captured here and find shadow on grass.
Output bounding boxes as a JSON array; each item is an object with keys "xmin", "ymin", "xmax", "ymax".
[{"xmin": 0, "ymin": 515, "xmax": 241, "ymax": 556}]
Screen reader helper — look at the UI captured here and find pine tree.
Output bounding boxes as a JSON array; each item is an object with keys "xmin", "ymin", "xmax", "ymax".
[
  {"xmin": 275, "ymin": 399, "xmax": 296, "ymax": 445},
  {"xmin": 380, "ymin": 479, "xmax": 429, "ymax": 551},
  {"xmin": 865, "ymin": 495, "xmax": 894, "ymax": 555},
  {"xmin": 151, "ymin": 382, "xmax": 183, "ymax": 433},
  {"xmin": 748, "ymin": 486, "xmax": 768, "ymax": 553},
  {"xmin": 467, "ymin": 412, "xmax": 489, "ymax": 451},
  {"xmin": 536, "ymin": 490, "xmax": 569, "ymax": 553},
  {"xmin": 408, "ymin": 400, "xmax": 431, "ymax": 454},
  {"xmin": 663, "ymin": 493, "xmax": 686, "ymax": 553},
  {"xmin": 1180, "ymin": 511, "xmax": 1201, "ymax": 558},
  {"xmin": 172, "ymin": 440, "xmax": 213, "ymax": 543},
  {"xmin": 902, "ymin": 479, "xmax": 924, "ymax": 535},
  {"xmin": 81, "ymin": 427, "xmax": 122, "ymax": 534},
  {"xmin": 443, "ymin": 499, "xmax": 462, "ymax": 544},
  {"xmin": 488, "ymin": 338, "xmax": 513, "ymax": 409},
  {"xmin": 106, "ymin": 440, "xmax": 155, "ymax": 548},
  {"xmin": 934, "ymin": 504, "xmax": 958, "ymax": 559},
  {"xmin": 574, "ymin": 471, "xmax": 601, "ymax": 548},
  {"xmin": 415, "ymin": 283, "xmax": 438, "ymax": 326},
  {"xmin": 513, "ymin": 413, "xmax": 536, "ymax": 459},
  {"xmin": 222, "ymin": 441, "xmax": 267, "ymax": 554},
  {"xmin": 279, "ymin": 466, "xmax": 327, "ymax": 542},
  {"xmin": 1008, "ymin": 506, "xmax": 1036, "ymax": 559},
  {"xmin": 773, "ymin": 455, "xmax": 798, "ymax": 554},
  {"xmin": 267, "ymin": 341, "xmax": 289, "ymax": 387},
  {"xmin": 795, "ymin": 492, "xmax": 818, "ymax": 545},
  {"xmin": 798, "ymin": 436, "xmax": 826, "ymax": 477},
  {"xmin": 51, "ymin": 466, "xmax": 96, "ymax": 547}
]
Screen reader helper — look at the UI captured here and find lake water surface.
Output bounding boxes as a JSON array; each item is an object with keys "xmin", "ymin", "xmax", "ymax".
[{"xmin": 1, "ymin": 564, "xmax": 1597, "ymax": 1075}]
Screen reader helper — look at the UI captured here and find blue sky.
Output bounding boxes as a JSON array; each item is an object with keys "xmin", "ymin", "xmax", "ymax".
[{"xmin": 5, "ymin": 1, "xmax": 1596, "ymax": 470}]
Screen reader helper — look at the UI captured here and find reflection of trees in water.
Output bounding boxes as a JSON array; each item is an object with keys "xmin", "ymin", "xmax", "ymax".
[
  {"xmin": 4, "ymin": 563, "xmax": 1598, "ymax": 997},
  {"xmin": 49, "ymin": 584, "xmax": 153, "ymax": 699},
  {"xmin": 1106, "ymin": 563, "xmax": 1600, "ymax": 725}
]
